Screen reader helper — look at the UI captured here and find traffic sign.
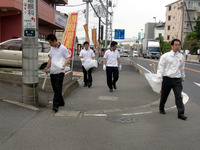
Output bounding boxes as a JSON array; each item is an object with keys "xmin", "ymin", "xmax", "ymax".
[
  {"xmin": 114, "ymin": 29, "xmax": 125, "ymax": 40},
  {"xmin": 23, "ymin": 0, "xmax": 36, "ymax": 37}
]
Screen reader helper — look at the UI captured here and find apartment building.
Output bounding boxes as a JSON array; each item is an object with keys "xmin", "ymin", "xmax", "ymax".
[
  {"xmin": 165, "ymin": 0, "xmax": 200, "ymax": 42},
  {"xmin": 0, "ymin": 0, "xmax": 68, "ymax": 42}
]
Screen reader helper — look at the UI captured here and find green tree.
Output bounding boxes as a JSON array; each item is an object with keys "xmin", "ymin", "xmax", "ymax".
[
  {"xmin": 194, "ymin": 16, "xmax": 200, "ymax": 40},
  {"xmin": 184, "ymin": 32, "xmax": 198, "ymax": 41},
  {"xmin": 155, "ymin": 36, "xmax": 171, "ymax": 53},
  {"xmin": 183, "ymin": 40, "xmax": 199, "ymax": 55}
]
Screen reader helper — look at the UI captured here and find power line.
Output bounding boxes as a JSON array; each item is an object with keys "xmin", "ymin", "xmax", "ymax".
[{"xmin": 89, "ymin": 1, "xmax": 106, "ymax": 25}]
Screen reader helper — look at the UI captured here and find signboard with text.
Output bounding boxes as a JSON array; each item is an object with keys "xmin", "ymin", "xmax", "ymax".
[
  {"xmin": 114, "ymin": 29, "xmax": 125, "ymax": 40},
  {"xmin": 62, "ymin": 13, "xmax": 78, "ymax": 59},
  {"xmin": 23, "ymin": 0, "xmax": 36, "ymax": 37}
]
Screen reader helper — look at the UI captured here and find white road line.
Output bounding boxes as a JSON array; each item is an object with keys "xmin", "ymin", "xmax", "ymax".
[
  {"xmin": 122, "ymin": 111, "xmax": 152, "ymax": 116},
  {"xmin": 2, "ymin": 99, "xmax": 39, "ymax": 111},
  {"xmin": 194, "ymin": 82, "xmax": 200, "ymax": 87},
  {"xmin": 84, "ymin": 114, "xmax": 107, "ymax": 117},
  {"xmin": 137, "ymin": 64, "xmax": 151, "ymax": 73}
]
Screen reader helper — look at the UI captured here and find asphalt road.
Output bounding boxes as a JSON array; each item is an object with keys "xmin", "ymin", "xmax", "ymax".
[{"xmin": 137, "ymin": 57, "xmax": 200, "ymax": 106}]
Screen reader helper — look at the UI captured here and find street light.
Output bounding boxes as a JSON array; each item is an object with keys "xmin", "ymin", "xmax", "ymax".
[
  {"xmin": 153, "ymin": 17, "xmax": 156, "ymax": 24},
  {"xmin": 141, "ymin": 29, "xmax": 143, "ymax": 39}
]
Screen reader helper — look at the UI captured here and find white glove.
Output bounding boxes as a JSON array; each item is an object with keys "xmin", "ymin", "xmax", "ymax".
[
  {"xmin": 119, "ymin": 64, "xmax": 122, "ymax": 70},
  {"xmin": 182, "ymin": 77, "xmax": 185, "ymax": 82},
  {"xmin": 103, "ymin": 65, "xmax": 106, "ymax": 71},
  {"xmin": 81, "ymin": 58, "xmax": 84, "ymax": 63}
]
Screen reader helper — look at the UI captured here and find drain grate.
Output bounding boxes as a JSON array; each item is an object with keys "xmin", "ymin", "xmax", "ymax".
[{"xmin": 106, "ymin": 116, "xmax": 138, "ymax": 124}]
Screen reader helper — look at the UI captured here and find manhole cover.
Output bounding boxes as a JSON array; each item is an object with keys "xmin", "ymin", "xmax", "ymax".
[
  {"xmin": 99, "ymin": 96, "xmax": 119, "ymax": 101},
  {"xmin": 106, "ymin": 116, "xmax": 138, "ymax": 124}
]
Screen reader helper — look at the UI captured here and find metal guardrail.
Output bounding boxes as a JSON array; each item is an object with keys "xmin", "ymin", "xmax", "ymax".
[
  {"xmin": 150, "ymin": 63, "xmax": 157, "ymax": 74},
  {"xmin": 131, "ymin": 57, "xmax": 138, "ymax": 70}
]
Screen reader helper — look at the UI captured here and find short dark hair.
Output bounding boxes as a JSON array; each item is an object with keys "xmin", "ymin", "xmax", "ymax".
[
  {"xmin": 171, "ymin": 39, "xmax": 181, "ymax": 46},
  {"xmin": 46, "ymin": 34, "xmax": 57, "ymax": 42},
  {"xmin": 83, "ymin": 41, "xmax": 89, "ymax": 46},
  {"xmin": 110, "ymin": 41, "xmax": 118, "ymax": 47}
]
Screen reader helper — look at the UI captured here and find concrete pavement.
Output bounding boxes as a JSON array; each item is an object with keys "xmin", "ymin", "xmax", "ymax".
[{"xmin": 1, "ymin": 57, "xmax": 199, "ymax": 150}]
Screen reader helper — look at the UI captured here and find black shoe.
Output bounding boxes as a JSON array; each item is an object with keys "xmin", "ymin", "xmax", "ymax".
[
  {"xmin": 160, "ymin": 109, "xmax": 166, "ymax": 114},
  {"xmin": 113, "ymin": 84, "xmax": 117, "ymax": 89},
  {"xmin": 59, "ymin": 102, "xmax": 65, "ymax": 107},
  {"xmin": 88, "ymin": 83, "xmax": 92, "ymax": 88},
  {"xmin": 109, "ymin": 89, "xmax": 113, "ymax": 92},
  {"xmin": 84, "ymin": 84, "xmax": 87, "ymax": 87},
  {"xmin": 52, "ymin": 107, "xmax": 58, "ymax": 113},
  {"xmin": 178, "ymin": 114, "xmax": 187, "ymax": 120}
]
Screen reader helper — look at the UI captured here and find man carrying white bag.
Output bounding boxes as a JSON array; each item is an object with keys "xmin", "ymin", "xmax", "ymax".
[{"xmin": 79, "ymin": 41, "xmax": 96, "ymax": 88}]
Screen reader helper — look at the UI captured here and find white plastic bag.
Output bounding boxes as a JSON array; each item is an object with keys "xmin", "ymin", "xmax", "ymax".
[
  {"xmin": 83, "ymin": 59, "xmax": 98, "ymax": 71},
  {"xmin": 144, "ymin": 73, "xmax": 162, "ymax": 93}
]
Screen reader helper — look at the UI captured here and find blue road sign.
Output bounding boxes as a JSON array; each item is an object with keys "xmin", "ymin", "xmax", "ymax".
[{"xmin": 114, "ymin": 29, "xmax": 125, "ymax": 39}]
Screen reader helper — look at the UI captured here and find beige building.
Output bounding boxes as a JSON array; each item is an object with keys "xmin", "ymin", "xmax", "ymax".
[{"xmin": 165, "ymin": 0, "xmax": 200, "ymax": 42}]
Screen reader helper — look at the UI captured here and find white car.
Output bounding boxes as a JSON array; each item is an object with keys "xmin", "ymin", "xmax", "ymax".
[
  {"xmin": 0, "ymin": 38, "xmax": 51, "ymax": 69},
  {"xmin": 133, "ymin": 51, "xmax": 138, "ymax": 57}
]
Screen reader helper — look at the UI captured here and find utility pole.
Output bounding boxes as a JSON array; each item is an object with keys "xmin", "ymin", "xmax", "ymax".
[
  {"xmin": 22, "ymin": 0, "xmax": 39, "ymax": 106},
  {"xmin": 83, "ymin": 0, "xmax": 93, "ymax": 41},
  {"xmin": 105, "ymin": 0, "xmax": 108, "ymax": 48}
]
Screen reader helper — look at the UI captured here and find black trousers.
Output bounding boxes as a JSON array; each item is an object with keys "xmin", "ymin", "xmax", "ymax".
[
  {"xmin": 159, "ymin": 76, "xmax": 185, "ymax": 115},
  {"xmin": 50, "ymin": 73, "xmax": 64, "ymax": 108},
  {"xmin": 82, "ymin": 66, "xmax": 93, "ymax": 85},
  {"xmin": 106, "ymin": 66, "xmax": 119, "ymax": 89}
]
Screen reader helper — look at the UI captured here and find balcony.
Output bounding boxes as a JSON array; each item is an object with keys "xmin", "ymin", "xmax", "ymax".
[{"xmin": 0, "ymin": 0, "xmax": 67, "ymax": 29}]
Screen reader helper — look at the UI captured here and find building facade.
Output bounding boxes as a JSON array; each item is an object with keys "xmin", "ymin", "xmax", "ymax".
[
  {"xmin": 154, "ymin": 22, "xmax": 165, "ymax": 39},
  {"xmin": 0, "ymin": 0, "xmax": 68, "ymax": 42},
  {"xmin": 165, "ymin": 0, "xmax": 200, "ymax": 42}
]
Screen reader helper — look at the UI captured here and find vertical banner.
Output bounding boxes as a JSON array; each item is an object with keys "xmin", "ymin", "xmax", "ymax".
[
  {"xmin": 62, "ymin": 13, "xmax": 78, "ymax": 59},
  {"xmin": 92, "ymin": 28, "xmax": 97, "ymax": 50},
  {"xmin": 83, "ymin": 24, "xmax": 90, "ymax": 43}
]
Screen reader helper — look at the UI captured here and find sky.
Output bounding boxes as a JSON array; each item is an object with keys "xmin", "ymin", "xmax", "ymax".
[{"xmin": 57, "ymin": 0, "xmax": 177, "ymax": 42}]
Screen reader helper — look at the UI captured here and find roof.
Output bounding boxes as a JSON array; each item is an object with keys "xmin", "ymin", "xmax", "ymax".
[{"xmin": 166, "ymin": 0, "xmax": 181, "ymax": 7}]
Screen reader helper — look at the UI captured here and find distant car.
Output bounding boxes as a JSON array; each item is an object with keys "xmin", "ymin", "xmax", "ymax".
[
  {"xmin": 0, "ymin": 38, "xmax": 51, "ymax": 69},
  {"xmin": 133, "ymin": 51, "xmax": 138, "ymax": 57},
  {"xmin": 123, "ymin": 52, "xmax": 129, "ymax": 57}
]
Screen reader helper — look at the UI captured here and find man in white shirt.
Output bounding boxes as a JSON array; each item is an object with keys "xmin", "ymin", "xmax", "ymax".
[
  {"xmin": 185, "ymin": 48, "xmax": 190, "ymax": 60},
  {"xmin": 157, "ymin": 39, "xmax": 187, "ymax": 120},
  {"xmin": 45, "ymin": 34, "xmax": 71, "ymax": 113},
  {"xmin": 79, "ymin": 41, "xmax": 95, "ymax": 88},
  {"xmin": 197, "ymin": 49, "xmax": 200, "ymax": 62},
  {"xmin": 103, "ymin": 41, "xmax": 121, "ymax": 92}
]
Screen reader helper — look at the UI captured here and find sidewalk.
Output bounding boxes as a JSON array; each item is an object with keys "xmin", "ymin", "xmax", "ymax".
[{"xmin": 1, "ymin": 58, "xmax": 192, "ymax": 150}]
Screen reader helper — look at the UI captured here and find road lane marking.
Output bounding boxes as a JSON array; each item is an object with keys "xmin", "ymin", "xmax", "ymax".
[
  {"xmin": 185, "ymin": 67, "xmax": 200, "ymax": 73},
  {"xmin": 137, "ymin": 64, "xmax": 151, "ymax": 73},
  {"xmin": 139, "ymin": 58, "xmax": 200, "ymax": 74},
  {"xmin": 194, "ymin": 82, "xmax": 200, "ymax": 87}
]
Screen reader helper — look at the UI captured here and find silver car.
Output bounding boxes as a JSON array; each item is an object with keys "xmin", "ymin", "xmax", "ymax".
[{"xmin": 0, "ymin": 38, "xmax": 50, "ymax": 69}]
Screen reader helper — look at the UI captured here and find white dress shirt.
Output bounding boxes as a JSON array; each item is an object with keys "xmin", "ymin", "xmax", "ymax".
[
  {"xmin": 104, "ymin": 49, "xmax": 120, "ymax": 67},
  {"xmin": 157, "ymin": 50, "xmax": 185, "ymax": 78},
  {"xmin": 50, "ymin": 44, "xmax": 71, "ymax": 74},
  {"xmin": 79, "ymin": 48, "xmax": 95, "ymax": 66},
  {"xmin": 197, "ymin": 49, "xmax": 200, "ymax": 54},
  {"xmin": 185, "ymin": 49, "xmax": 190, "ymax": 55}
]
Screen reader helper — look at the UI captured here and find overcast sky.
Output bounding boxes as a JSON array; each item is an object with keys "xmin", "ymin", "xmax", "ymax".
[{"xmin": 57, "ymin": 0, "xmax": 176, "ymax": 41}]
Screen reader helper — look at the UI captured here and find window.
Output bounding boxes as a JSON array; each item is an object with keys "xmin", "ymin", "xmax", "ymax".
[
  {"xmin": 159, "ymin": 33, "xmax": 162, "ymax": 37},
  {"xmin": 198, "ymin": 2, "xmax": 200, "ymax": 6},
  {"xmin": 167, "ymin": 35, "xmax": 170, "ymax": 40},
  {"xmin": 0, "ymin": 40, "xmax": 22, "ymax": 51},
  {"xmin": 173, "ymin": 16, "xmax": 175, "ymax": 19},
  {"xmin": 169, "ymin": 6, "xmax": 171, "ymax": 11},
  {"xmin": 42, "ymin": 43, "xmax": 51, "ymax": 53},
  {"xmin": 168, "ymin": 25, "xmax": 171, "ymax": 30},
  {"xmin": 168, "ymin": 16, "xmax": 171, "ymax": 21}
]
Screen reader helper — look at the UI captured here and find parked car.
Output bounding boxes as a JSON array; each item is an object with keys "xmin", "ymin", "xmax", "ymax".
[
  {"xmin": 133, "ymin": 51, "xmax": 138, "ymax": 57},
  {"xmin": 0, "ymin": 38, "xmax": 51, "ymax": 69}
]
